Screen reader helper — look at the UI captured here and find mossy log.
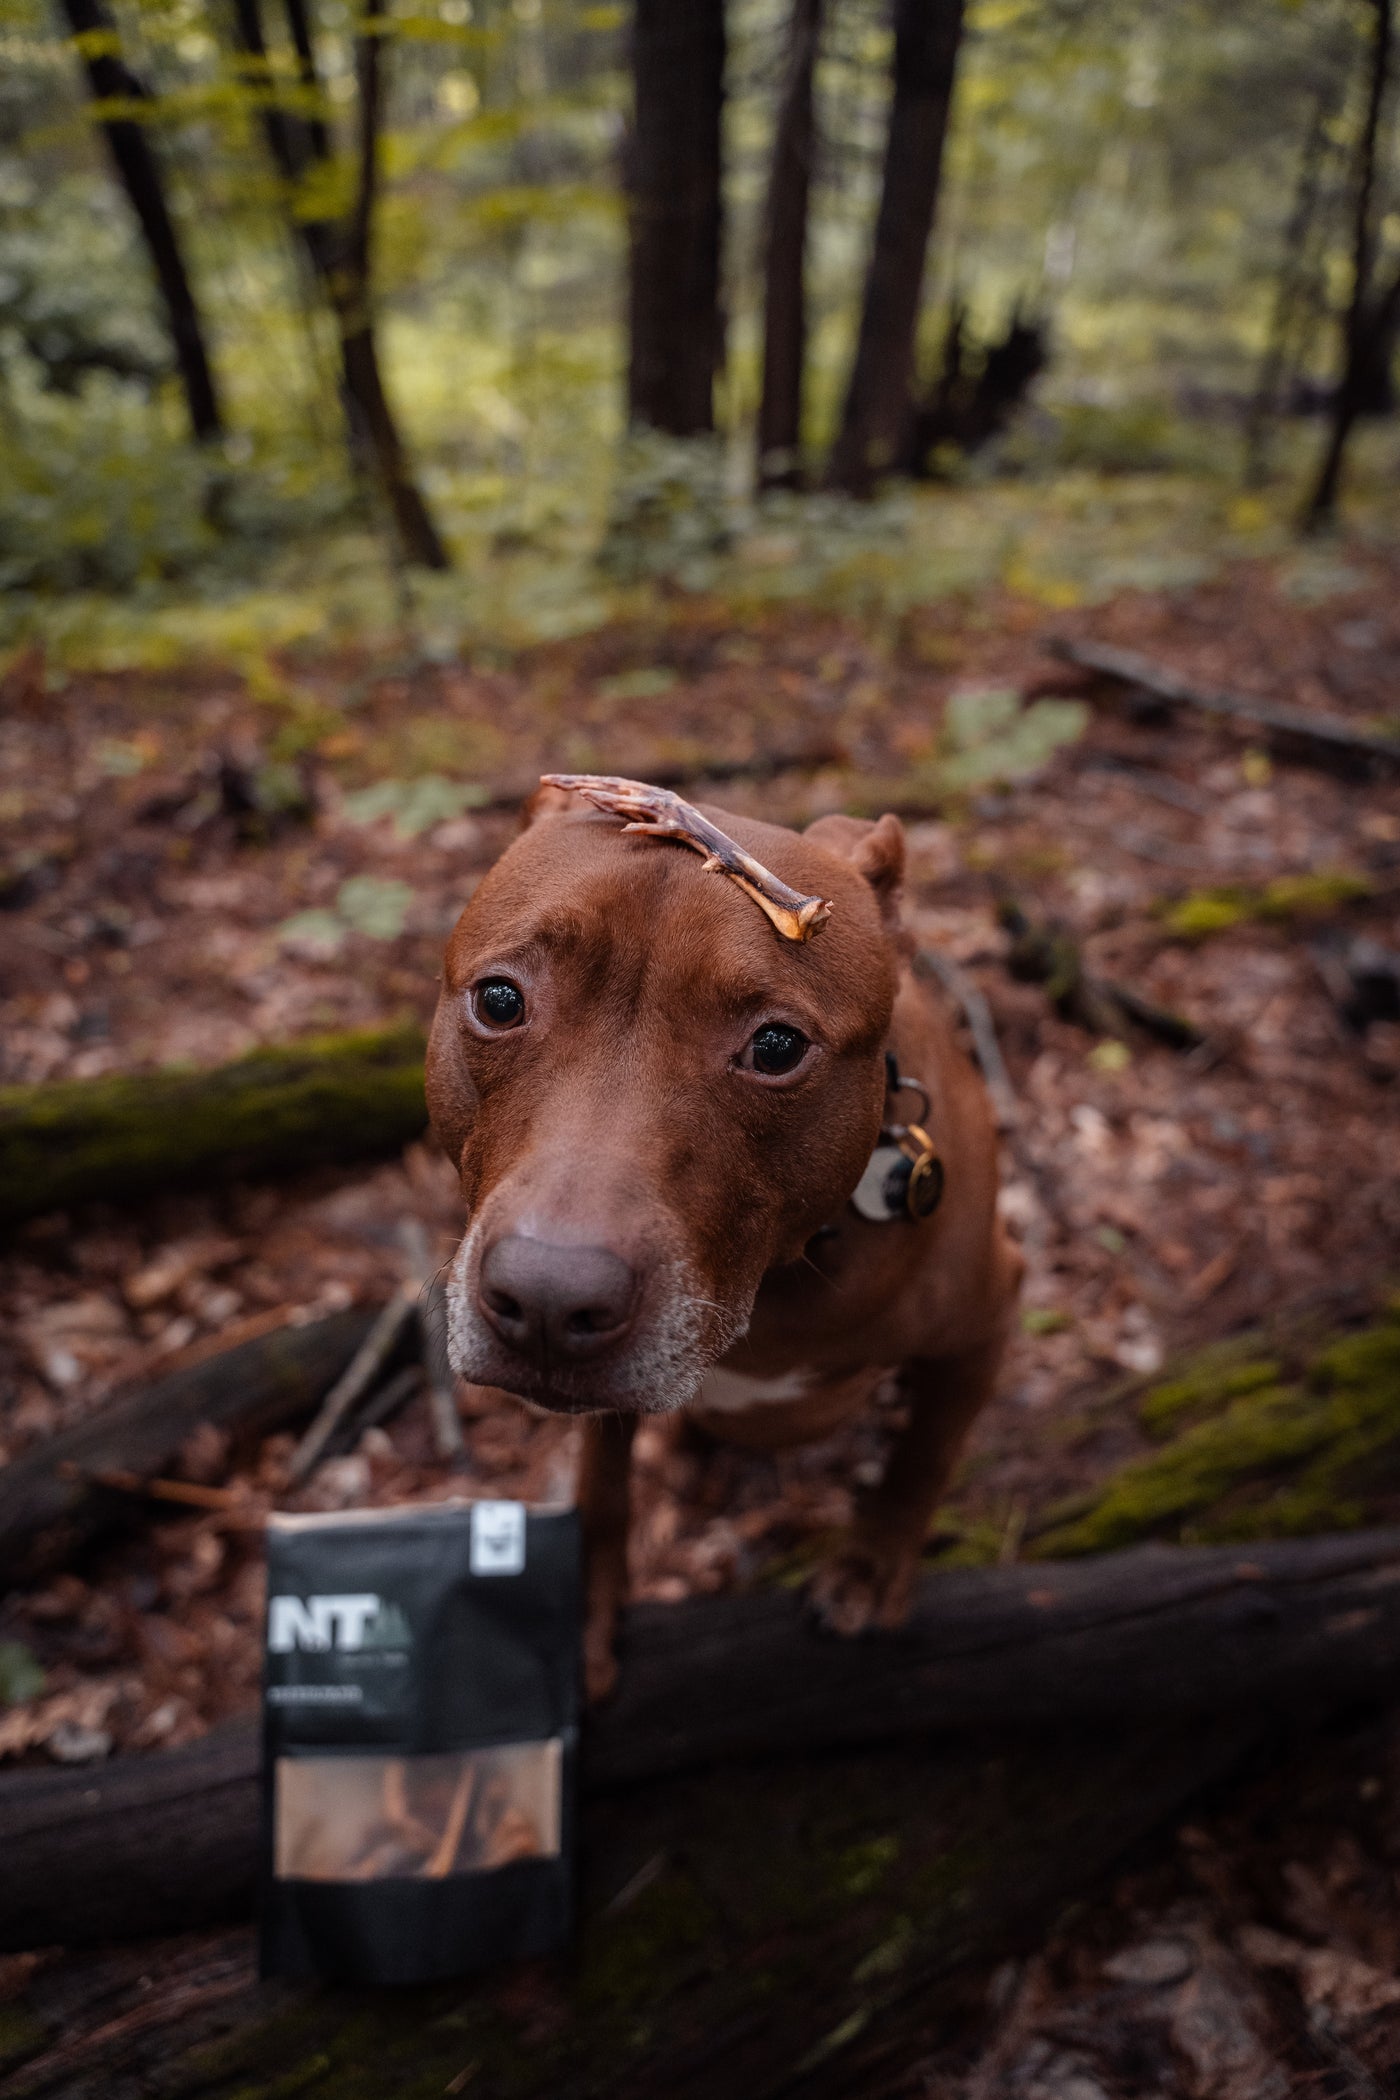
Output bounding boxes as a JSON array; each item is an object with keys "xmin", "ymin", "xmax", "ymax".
[
  {"xmin": 1029, "ymin": 1310, "xmax": 1400, "ymax": 1557},
  {"xmin": 0, "ymin": 1306, "xmax": 377, "ymax": 1582},
  {"xmin": 0, "ymin": 1721, "xmax": 1257, "ymax": 2100},
  {"xmin": 0, "ymin": 1025, "xmax": 428, "ymax": 1231},
  {"xmin": 5, "ymin": 1527, "xmax": 1400, "ymax": 1960}
]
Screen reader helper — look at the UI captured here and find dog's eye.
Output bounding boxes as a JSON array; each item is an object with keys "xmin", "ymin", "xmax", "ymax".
[
  {"xmin": 748, "ymin": 1023, "xmax": 808, "ymax": 1076},
  {"xmin": 473, "ymin": 978, "xmax": 525, "ymax": 1029}
]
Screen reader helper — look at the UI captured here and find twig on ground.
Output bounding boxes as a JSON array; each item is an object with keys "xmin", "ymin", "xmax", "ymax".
[
  {"xmin": 287, "ymin": 1290, "xmax": 417, "ymax": 1486},
  {"xmin": 349, "ymin": 1364, "xmax": 424, "ymax": 1440},
  {"xmin": 398, "ymin": 1219, "xmax": 468, "ymax": 1468},
  {"xmin": 914, "ymin": 948, "xmax": 1019, "ymax": 1130},
  {"xmin": 1047, "ymin": 637, "xmax": 1400, "ymax": 776},
  {"xmin": 1000, "ymin": 901, "xmax": 1205, "ymax": 1053},
  {"xmin": 63, "ymin": 1466, "xmax": 255, "ymax": 1515}
]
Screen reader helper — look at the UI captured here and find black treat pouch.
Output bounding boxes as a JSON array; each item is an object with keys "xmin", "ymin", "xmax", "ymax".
[{"xmin": 260, "ymin": 1499, "xmax": 580, "ymax": 1984}]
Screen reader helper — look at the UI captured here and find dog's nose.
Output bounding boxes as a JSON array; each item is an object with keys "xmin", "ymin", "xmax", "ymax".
[{"xmin": 477, "ymin": 1236, "xmax": 637, "ymax": 1363}]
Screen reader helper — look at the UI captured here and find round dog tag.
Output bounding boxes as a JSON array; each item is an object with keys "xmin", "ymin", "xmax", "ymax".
[
  {"xmin": 905, "ymin": 1150, "xmax": 945, "ymax": 1219},
  {"xmin": 850, "ymin": 1144, "xmax": 914, "ymax": 1222}
]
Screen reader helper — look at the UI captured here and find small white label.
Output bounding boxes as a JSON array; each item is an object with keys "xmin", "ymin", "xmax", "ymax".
[{"xmin": 470, "ymin": 1500, "xmax": 526, "ymax": 1576}]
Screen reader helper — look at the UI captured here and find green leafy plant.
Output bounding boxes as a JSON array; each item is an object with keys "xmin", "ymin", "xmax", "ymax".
[
  {"xmin": 938, "ymin": 687, "xmax": 1088, "ymax": 791},
  {"xmin": 341, "ymin": 775, "xmax": 489, "ymax": 840},
  {"xmin": 278, "ymin": 876, "xmax": 415, "ymax": 956}
]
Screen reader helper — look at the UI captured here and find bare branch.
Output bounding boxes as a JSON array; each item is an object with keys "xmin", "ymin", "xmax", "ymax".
[{"xmin": 542, "ymin": 774, "xmax": 834, "ymax": 942}]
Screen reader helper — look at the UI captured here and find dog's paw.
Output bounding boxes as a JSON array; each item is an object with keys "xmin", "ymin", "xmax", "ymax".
[{"xmin": 807, "ymin": 1548, "xmax": 915, "ymax": 1637}]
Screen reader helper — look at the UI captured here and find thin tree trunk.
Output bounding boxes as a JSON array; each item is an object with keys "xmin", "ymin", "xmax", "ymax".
[
  {"xmin": 59, "ymin": 0, "xmax": 224, "ymax": 442},
  {"xmin": 826, "ymin": 0, "xmax": 964, "ymax": 496},
  {"xmin": 338, "ymin": 23, "xmax": 449, "ymax": 568},
  {"xmin": 1244, "ymin": 81, "xmax": 1335, "ymax": 486},
  {"xmin": 627, "ymin": 0, "xmax": 726, "ymax": 434},
  {"xmin": 1305, "ymin": 0, "xmax": 1393, "ymax": 528},
  {"xmin": 282, "ymin": 0, "xmax": 332, "ymax": 162},
  {"xmin": 228, "ymin": 0, "xmax": 448, "ymax": 567},
  {"xmin": 756, "ymin": 0, "xmax": 823, "ymax": 489}
]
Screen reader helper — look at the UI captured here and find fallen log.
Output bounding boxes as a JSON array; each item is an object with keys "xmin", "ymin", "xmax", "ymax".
[
  {"xmin": 4, "ymin": 1527, "xmax": 1400, "ymax": 1953},
  {"xmin": 0, "ymin": 1721, "xmax": 1256, "ymax": 2100},
  {"xmin": 1047, "ymin": 635, "xmax": 1400, "ymax": 776},
  {"xmin": 0, "ymin": 1024, "xmax": 427, "ymax": 1231},
  {"xmin": 0, "ymin": 1306, "xmax": 377, "ymax": 1582}
]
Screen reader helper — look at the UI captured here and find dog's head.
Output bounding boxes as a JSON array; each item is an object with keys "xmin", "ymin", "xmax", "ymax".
[{"xmin": 426, "ymin": 786, "xmax": 905, "ymax": 1414}]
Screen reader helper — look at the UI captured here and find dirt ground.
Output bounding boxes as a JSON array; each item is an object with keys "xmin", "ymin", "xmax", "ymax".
[{"xmin": 2, "ymin": 552, "xmax": 1400, "ymax": 2092}]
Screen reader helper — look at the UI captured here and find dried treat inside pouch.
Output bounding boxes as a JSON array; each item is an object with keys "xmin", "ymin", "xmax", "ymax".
[
  {"xmin": 274, "ymin": 1743, "xmax": 563, "ymax": 1881},
  {"xmin": 260, "ymin": 1499, "xmax": 580, "ymax": 1985}
]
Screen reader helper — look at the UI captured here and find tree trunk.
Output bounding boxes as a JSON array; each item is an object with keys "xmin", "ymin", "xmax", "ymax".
[
  {"xmin": 58, "ymin": 0, "xmax": 224, "ymax": 443},
  {"xmin": 756, "ymin": 0, "xmax": 823, "ymax": 489},
  {"xmin": 0, "ymin": 1022, "xmax": 428, "ymax": 1229},
  {"xmin": 627, "ymin": 0, "xmax": 727, "ymax": 435},
  {"xmin": 1244, "ymin": 81, "xmax": 1335, "ymax": 486},
  {"xmin": 226, "ymin": 0, "xmax": 448, "ymax": 568},
  {"xmin": 1304, "ymin": 0, "xmax": 1394, "ymax": 528},
  {"xmin": 826, "ymin": 0, "xmax": 964, "ymax": 496},
  {"xmin": 337, "ymin": 26, "xmax": 450, "ymax": 569}
]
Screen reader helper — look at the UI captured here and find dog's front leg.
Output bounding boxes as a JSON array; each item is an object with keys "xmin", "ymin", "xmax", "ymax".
[
  {"xmin": 577, "ymin": 1411, "xmax": 637, "ymax": 1702},
  {"xmin": 809, "ymin": 1332, "xmax": 1007, "ymax": 1636}
]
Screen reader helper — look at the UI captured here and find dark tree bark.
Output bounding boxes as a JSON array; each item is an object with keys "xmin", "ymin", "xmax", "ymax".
[
  {"xmin": 339, "ymin": 24, "xmax": 450, "ymax": 568},
  {"xmin": 0, "ymin": 1022, "xmax": 429, "ymax": 1229},
  {"xmin": 627, "ymin": 0, "xmax": 727, "ymax": 434},
  {"xmin": 826, "ymin": 0, "xmax": 965, "ymax": 496},
  {"xmin": 226, "ymin": 0, "xmax": 448, "ymax": 568},
  {"xmin": 59, "ymin": 0, "xmax": 224, "ymax": 442},
  {"xmin": 1244, "ymin": 81, "xmax": 1336, "ymax": 485},
  {"xmin": 7, "ymin": 1530, "xmax": 1400, "ymax": 1955},
  {"xmin": 0, "ymin": 1307, "xmax": 377, "ymax": 1582},
  {"xmin": 1305, "ymin": 0, "xmax": 1397, "ymax": 528},
  {"xmin": 756, "ymin": 0, "xmax": 823, "ymax": 488}
]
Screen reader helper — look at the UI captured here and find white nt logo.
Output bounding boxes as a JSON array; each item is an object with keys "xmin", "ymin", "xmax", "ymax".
[{"xmin": 267, "ymin": 1593, "xmax": 383, "ymax": 1653}]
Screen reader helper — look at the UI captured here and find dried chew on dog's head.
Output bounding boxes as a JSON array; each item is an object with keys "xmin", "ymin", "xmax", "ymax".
[{"xmin": 540, "ymin": 774, "xmax": 834, "ymax": 943}]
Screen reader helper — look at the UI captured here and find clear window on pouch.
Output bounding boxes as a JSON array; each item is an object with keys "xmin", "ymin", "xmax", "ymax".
[{"xmin": 275, "ymin": 1740, "xmax": 563, "ymax": 1883}]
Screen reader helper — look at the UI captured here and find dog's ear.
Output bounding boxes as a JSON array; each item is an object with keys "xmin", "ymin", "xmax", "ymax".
[
  {"xmin": 518, "ymin": 781, "xmax": 577, "ymax": 832},
  {"xmin": 804, "ymin": 811, "xmax": 905, "ymax": 926}
]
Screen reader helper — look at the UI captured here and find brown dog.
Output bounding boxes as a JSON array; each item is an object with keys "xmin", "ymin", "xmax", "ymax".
[{"xmin": 426, "ymin": 777, "xmax": 1022, "ymax": 1696}]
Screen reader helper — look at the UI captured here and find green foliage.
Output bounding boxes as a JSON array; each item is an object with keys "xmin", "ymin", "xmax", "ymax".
[
  {"xmin": 0, "ymin": 0, "xmax": 1394, "ymax": 647},
  {"xmin": 938, "ymin": 687, "xmax": 1089, "ymax": 789},
  {"xmin": 341, "ymin": 774, "xmax": 489, "ymax": 839},
  {"xmin": 278, "ymin": 875, "xmax": 414, "ymax": 955},
  {"xmin": 1163, "ymin": 871, "xmax": 1373, "ymax": 939},
  {"xmin": 1031, "ymin": 1308, "xmax": 1400, "ymax": 1556},
  {"xmin": 0, "ymin": 1640, "xmax": 44, "ymax": 1708}
]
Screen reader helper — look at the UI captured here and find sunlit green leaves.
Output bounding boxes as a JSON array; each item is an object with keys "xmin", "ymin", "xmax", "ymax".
[
  {"xmin": 278, "ymin": 874, "xmax": 415, "ymax": 955},
  {"xmin": 341, "ymin": 773, "xmax": 488, "ymax": 837},
  {"xmin": 0, "ymin": 1641, "xmax": 44, "ymax": 1708},
  {"xmin": 939, "ymin": 687, "xmax": 1089, "ymax": 790}
]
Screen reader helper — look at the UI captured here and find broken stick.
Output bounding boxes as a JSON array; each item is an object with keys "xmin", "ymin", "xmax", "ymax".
[
  {"xmin": 914, "ymin": 948, "xmax": 1019, "ymax": 1131},
  {"xmin": 287, "ymin": 1290, "xmax": 417, "ymax": 1485},
  {"xmin": 1047, "ymin": 637, "xmax": 1400, "ymax": 775},
  {"xmin": 542, "ymin": 773, "xmax": 833, "ymax": 942}
]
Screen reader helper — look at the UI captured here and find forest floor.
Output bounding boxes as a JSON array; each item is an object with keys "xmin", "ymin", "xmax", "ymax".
[{"xmin": 2, "ymin": 538, "xmax": 1400, "ymax": 2095}]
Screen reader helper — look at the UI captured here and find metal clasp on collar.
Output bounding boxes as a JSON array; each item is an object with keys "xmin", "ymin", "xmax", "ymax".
[{"xmin": 850, "ymin": 1059, "xmax": 946, "ymax": 1224}]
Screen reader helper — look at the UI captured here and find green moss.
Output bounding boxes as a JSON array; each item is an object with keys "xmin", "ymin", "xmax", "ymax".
[
  {"xmin": 1032, "ymin": 1311, "xmax": 1400, "ymax": 1557},
  {"xmin": 838, "ymin": 1834, "xmax": 901, "ymax": 1898},
  {"xmin": 1139, "ymin": 1351, "xmax": 1282, "ymax": 1435},
  {"xmin": 0, "ymin": 1022, "xmax": 427, "ymax": 1227},
  {"xmin": 1162, "ymin": 871, "xmax": 1372, "ymax": 941},
  {"xmin": 0, "ymin": 2002, "xmax": 47, "ymax": 2076},
  {"xmin": 1258, "ymin": 872, "xmax": 1373, "ymax": 919},
  {"xmin": 573, "ymin": 1866, "xmax": 717, "ymax": 2020}
]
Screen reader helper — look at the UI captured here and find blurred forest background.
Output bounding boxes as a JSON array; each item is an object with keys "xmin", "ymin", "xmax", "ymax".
[{"xmin": 0, "ymin": 0, "xmax": 1397, "ymax": 656}]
